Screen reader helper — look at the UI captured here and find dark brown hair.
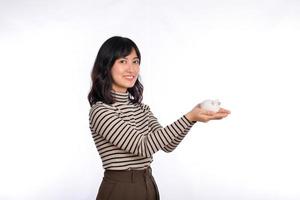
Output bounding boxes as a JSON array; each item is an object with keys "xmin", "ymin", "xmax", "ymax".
[{"xmin": 88, "ymin": 36, "xmax": 143, "ymax": 106}]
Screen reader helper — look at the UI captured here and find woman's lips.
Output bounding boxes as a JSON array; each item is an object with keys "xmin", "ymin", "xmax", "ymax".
[{"xmin": 124, "ymin": 75, "xmax": 135, "ymax": 81}]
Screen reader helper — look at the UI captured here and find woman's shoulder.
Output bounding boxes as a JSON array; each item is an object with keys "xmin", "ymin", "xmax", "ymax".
[
  {"xmin": 89, "ymin": 101, "xmax": 151, "ymax": 118},
  {"xmin": 90, "ymin": 101, "xmax": 116, "ymax": 113},
  {"xmin": 135, "ymin": 102, "xmax": 151, "ymax": 112}
]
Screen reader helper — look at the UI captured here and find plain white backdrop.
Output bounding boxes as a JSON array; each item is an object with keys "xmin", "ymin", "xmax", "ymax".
[{"xmin": 1, "ymin": 0, "xmax": 300, "ymax": 199}]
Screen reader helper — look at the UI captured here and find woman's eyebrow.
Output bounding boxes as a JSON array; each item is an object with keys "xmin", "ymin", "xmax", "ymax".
[{"xmin": 122, "ymin": 56, "xmax": 139, "ymax": 59}]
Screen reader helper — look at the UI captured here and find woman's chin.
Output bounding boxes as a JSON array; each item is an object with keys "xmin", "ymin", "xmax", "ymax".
[{"xmin": 125, "ymin": 82, "xmax": 136, "ymax": 88}]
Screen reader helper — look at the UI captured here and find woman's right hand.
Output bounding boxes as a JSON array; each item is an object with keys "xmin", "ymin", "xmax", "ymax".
[{"xmin": 185, "ymin": 103, "xmax": 231, "ymax": 123}]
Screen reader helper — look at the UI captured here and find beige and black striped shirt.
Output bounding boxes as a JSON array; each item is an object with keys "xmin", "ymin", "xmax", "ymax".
[{"xmin": 89, "ymin": 91, "xmax": 196, "ymax": 170}]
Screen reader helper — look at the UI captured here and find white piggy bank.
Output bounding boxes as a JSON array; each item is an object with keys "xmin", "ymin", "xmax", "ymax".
[{"xmin": 200, "ymin": 99, "xmax": 221, "ymax": 112}]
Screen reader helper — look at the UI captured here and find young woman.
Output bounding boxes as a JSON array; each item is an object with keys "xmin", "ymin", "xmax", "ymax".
[{"xmin": 88, "ymin": 36, "xmax": 230, "ymax": 200}]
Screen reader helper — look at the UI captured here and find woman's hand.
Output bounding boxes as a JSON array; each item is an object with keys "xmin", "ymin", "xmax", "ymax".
[{"xmin": 185, "ymin": 104, "xmax": 231, "ymax": 123}]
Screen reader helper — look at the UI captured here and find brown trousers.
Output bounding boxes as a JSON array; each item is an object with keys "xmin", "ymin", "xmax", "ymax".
[{"xmin": 96, "ymin": 167, "xmax": 160, "ymax": 200}]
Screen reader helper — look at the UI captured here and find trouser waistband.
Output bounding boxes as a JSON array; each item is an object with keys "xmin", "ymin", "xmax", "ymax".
[{"xmin": 104, "ymin": 167, "xmax": 153, "ymax": 183}]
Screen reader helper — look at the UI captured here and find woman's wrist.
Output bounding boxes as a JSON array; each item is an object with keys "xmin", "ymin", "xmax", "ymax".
[{"xmin": 185, "ymin": 112, "xmax": 195, "ymax": 123}]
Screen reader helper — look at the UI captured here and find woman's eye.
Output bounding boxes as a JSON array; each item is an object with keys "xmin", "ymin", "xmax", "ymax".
[{"xmin": 119, "ymin": 59, "xmax": 139, "ymax": 64}]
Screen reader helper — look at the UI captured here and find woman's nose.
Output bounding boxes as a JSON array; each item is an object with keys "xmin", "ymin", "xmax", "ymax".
[{"xmin": 127, "ymin": 63, "xmax": 138, "ymax": 72}]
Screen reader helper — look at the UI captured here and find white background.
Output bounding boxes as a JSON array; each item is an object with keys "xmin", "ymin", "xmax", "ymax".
[{"xmin": 1, "ymin": 0, "xmax": 300, "ymax": 199}]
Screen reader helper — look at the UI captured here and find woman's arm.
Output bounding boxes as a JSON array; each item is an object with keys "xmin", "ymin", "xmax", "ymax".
[
  {"xmin": 147, "ymin": 108, "xmax": 196, "ymax": 153},
  {"xmin": 89, "ymin": 102, "xmax": 195, "ymax": 158}
]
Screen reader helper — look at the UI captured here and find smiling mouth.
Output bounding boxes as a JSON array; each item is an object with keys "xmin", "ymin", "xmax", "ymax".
[{"xmin": 124, "ymin": 75, "xmax": 135, "ymax": 81}]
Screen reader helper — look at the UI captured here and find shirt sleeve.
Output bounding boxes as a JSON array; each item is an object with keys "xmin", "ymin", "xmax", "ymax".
[
  {"xmin": 89, "ymin": 102, "xmax": 195, "ymax": 158},
  {"xmin": 147, "ymin": 107, "xmax": 196, "ymax": 153}
]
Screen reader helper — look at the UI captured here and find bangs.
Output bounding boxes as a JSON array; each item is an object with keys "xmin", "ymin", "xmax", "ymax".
[
  {"xmin": 116, "ymin": 45, "xmax": 133, "ymax": 58},
  {"xmin": 113, "ymin": 40, "xmax": 141, "ymax": 61}
]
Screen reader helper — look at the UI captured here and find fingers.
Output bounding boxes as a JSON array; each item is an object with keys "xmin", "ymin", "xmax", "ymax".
[
  {"xmin": 212, "ymin": 113, "xmax": 229, "ymax": 120},
  {"xmin": 195, "ymin": 106, "xmax": 231, "ymax": 122},
  {"xmin": 218, "ymin": 108, "xmax": 231, "ymax": 114},
  {"xmin": 205, "ymin": 112, "xmax": 229, "ymax": 121},
  {"xmin": 201, "ymin": 110, "xmax": 215, "ymax": 116}
]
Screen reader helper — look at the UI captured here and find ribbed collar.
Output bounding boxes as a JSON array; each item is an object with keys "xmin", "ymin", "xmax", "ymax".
[{"xmin": 111, "ymin": 90, "xmax": 130, "ymax": 104}]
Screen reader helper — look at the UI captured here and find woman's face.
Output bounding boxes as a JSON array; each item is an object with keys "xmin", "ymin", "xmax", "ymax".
[{"xmin": 111, "ymin": 48, "xmax": 140, "ymax": 93}]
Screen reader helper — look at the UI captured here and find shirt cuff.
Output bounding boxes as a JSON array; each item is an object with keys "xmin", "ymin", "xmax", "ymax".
[{"xmin": 183, "ymin": 115, "xmax": 197, "ymax": 126}]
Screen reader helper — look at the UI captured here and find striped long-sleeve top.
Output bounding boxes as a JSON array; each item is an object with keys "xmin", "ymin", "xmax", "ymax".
[{"xmin": 89, "ymin": 91, "xmax": 196, "ymax": 170}]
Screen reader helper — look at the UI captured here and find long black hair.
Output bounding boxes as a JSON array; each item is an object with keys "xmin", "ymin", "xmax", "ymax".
[{"xmin": 88, "ymin": 36, "xmax": 143, "ymax": 106}]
